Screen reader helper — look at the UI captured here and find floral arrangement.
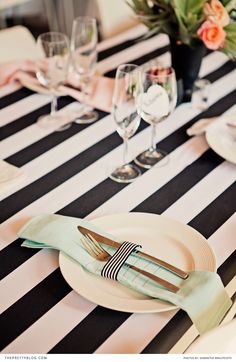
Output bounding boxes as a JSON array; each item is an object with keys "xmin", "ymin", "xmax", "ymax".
[{"xmin": 127, "ymin": 0, "xmax": 236, "ymax": 59}]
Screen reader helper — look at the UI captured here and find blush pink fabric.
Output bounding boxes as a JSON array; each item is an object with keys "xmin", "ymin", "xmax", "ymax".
[{"xmin": 0, "ymin": 60, "xmax": 114, "ymax": 113}]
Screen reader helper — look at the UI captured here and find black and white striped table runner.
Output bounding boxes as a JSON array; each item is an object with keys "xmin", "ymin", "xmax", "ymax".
[{"xmin": 0, "ymin": 24, "xmax": 235, "ymax": 354}]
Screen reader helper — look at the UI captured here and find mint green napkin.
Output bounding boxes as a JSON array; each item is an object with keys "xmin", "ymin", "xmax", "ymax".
[{"xmin": 18, "ymin": 214, "xmax": 232, "ymax": 335}]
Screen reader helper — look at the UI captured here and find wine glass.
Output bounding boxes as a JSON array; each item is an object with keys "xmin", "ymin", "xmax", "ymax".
[
  {"xmin": 110, "ymin": 64, "xmax": 142, "ymax": 183},
  {"xmin": 71, "ymin": 16, "xmax": 98, "ymax": 124},
  {"xmin": 36, "ymin": 32, "xmax": 70, "ymax": 130},
  {"xmin": 135, "ymin": 66, "xmax": 177, "ymax": 168}
]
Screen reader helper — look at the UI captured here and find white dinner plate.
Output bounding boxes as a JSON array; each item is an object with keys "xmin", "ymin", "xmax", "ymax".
[
  {"xmin": 206, "ymin": 122, "xmax": 236, "ymax": 164},
  {"xmin": 59, "ymin": 213, "xmax": 216, "ymax": 313}
]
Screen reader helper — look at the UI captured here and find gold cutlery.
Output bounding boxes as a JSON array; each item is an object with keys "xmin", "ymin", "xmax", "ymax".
[
  {"xmin": 80, "ymin": 229, "xmax": 180, "ymax": 293},
  {"xmin": 78, "ymin": 226, "xmax": 188, "ymax": 279}
]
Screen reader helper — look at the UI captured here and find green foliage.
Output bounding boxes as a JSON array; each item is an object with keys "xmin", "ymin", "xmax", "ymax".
[
  {"xmin": 223, "ymin": 22, "xmax": 236, "ymax": 59},
  {"xmin": 127, "ymin": 0, "xmax": 236, "ymax": 58}
]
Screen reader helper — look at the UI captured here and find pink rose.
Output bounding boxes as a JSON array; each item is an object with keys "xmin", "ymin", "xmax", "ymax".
[
  {"xmin": 197, "ymin": 20, "xmax": 226, "ymax": 50},
  {"xmin": 204, "ymin": 0, "xmax": 230, "ymax": 27}
]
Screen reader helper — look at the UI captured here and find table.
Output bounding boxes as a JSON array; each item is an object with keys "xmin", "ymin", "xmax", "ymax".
[{"xmin": 0, "ymin": 24, "xmax": 235, "ymax": 355}]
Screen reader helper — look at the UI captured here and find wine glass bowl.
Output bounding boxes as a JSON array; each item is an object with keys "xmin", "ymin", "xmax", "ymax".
[
  {"xmin": 135, "ymin": 66, "xmax": 177, "ymax": 168},
  {"xmin": 110, "ymin": 64, "xmax": 142, "ymax": 183},
  {"xmin": 36, "ymin": 32, "xmax": 70, "ymax": 130}
]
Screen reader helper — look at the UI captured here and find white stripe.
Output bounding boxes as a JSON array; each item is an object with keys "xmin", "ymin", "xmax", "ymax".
[
  {"xmin": 164, "ymin": 162, "xmax": 236, "ymax": 224},
  {"xmin": 0, "ymin": 113, "xmax": 116, "ymax": 201},
  {"xmin": 97, "ymin": 24, "xmax": 147, "ymax": 52},
  {"xmin": 0, "ymin": 249, "xmax": 58, "ymax": 314},
  {"xmin": 0, "ymin": 93, "xmax": 51, "ymax": 127},
  {"xmin": 199, "ymin": 51, "xmax": 229, "ymax": 77},
  {"xmin": 0, "ymin": 82, "xmax": 21, "ymax": 98},
  {"xmin": 208, "ymin": 212, "xmax": 236, "ymax": 266},
  {"xmin": 97, "ymin": 33, "xmax": 169, "ymax": 75},
  {"xmin": 88, "ymin": 136, "xmax": 209, "ymax": 220},
  {"xmin": 0, "ymin": 102, "xmax": 94, "ymax": 161},
  {"xmin": 2, "ymin": 291, "xmax": 96, "ymax": 354}
]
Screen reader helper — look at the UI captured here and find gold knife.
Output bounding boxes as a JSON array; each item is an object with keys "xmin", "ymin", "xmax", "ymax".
[{"xmin": 78, "ymin": 226, "xmax": 188, "ymax": 279}]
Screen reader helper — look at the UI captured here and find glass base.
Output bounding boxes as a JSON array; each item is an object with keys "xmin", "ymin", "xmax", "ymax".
[
  {"xmin": 110, "ymin": 164, "xmax": 141, "ymax": 183},
  {"xmin": 135, "ymin": 148, "xmax": 168, "ymax": 169},
  {"xmin": 37, "ymin": 114, "xmax": 71, "ymax": 131},
  {"xmin": 74, "ymin": 110, "xmax": 98, "ymax": 124}
]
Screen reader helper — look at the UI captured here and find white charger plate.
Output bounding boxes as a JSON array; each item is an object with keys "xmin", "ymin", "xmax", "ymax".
[
  {"xmin": 59, "ymin": 213, "xmax": 216, "ymax": 313},
  {"xmin": 206, "ymin": 122, "xmax": 236, "ymax": 164}
]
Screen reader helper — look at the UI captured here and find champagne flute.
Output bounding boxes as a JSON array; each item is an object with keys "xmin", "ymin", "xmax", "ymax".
[
  {"xmin": 36, "ymin": 32, "xmax": 70, "ymax": 130},
  {"xmin": 110, "ymin": 64, "xmax": 142, "ymax": 183},
  {"xmin": 71, "ymin": 16, "xmax": 98, "ymax": 124},
  {"xmin": 135, "ymin": 66, "xmax": 177, "ymax": 168}
]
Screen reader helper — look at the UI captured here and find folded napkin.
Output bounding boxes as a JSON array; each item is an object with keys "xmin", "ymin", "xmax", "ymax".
[
  {"xmin": 0, "ymin": 60, "xmax": 36, "ymax": 87},
  {"xmin": 0, "ymin": 60, "xmax": 114, "ymax": 113},
  {"xmin": 186, "ymin": 117, "xmax": 220, "ymax": 136},
  {"xmin": 18, "ymin": 214, "xmax": 232, "ymax": 335},
  {"xmin": 15, "ymin": 71, "xmax": 113, "ymax": 113},
  {"xmin": 0, "ymin": 160, "xmax": 26, "ymax": 194}
]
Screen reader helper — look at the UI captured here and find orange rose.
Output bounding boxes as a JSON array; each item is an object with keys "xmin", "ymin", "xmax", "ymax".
[
  {"xmin": 204, "ymin": 0, "xmax": 230, "ymax": 27},
  {"xmin": 197, "ymin": 20, "xmax": 226, "ymax": 50}
]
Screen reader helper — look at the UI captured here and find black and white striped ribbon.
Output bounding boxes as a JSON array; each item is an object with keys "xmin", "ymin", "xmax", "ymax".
[{"xmin": 101, "ymin": 242, "xmax": 141, "ymax": 280}]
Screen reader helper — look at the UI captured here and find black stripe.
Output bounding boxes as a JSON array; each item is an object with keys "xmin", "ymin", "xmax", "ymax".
[
  {"xmin": 1, "ymin": 89, "xmax": 235, "ymax": 279},
  {"xmin": 0, "ymin": 132, "xmax": 122, "ymax": 224},
  {"xmin": 6, "ymin": 108, "xmax": 108, "ymax": 167},
  {"xmin": 49, "ymin": 306, "xmax": 130, "ymax": 354},
  {"xmin": 189, "ymin": 182, "xmax": 236, "ymax": 239},
  {"xmin": 0, "ymin": 121, "xmax": 147, "ymax": 224},
  {"xmin": 98, "ymin": 34, "xmax": 147, "ymax": 62},
  {"xmin": 133, "ymin": 149, "xmax": 223, "ymax": 214},
  {"xmin": 0, "ymin": 268, "xmax": 71, "ymax": 351},
  {"xmin": 142, "ymin": 310, "xmax": 192, "ymax": 354},
  {"xmin": 0, "ymin": 96, "xmax": 73, "ymax": 142},
  {"xmin": 0, "ymin": 88, "xmax": 33, "ymax": 110},
  {"xmin": 0, "ymin": 238, "xmax": 38, "ymax": 280},
  {"xmin": 205, "ymin": 60, "xmax": 236, "ymax": 83},
  {"xmin": 218, "ymin": 251, "xmax": 236, "ymax": 287},
  {"xmin": 142, "ymin": 250, "xmax": 236, "ymax": 354},
  {"xmin": 104, "ymin": 45, "xmax": 170, "ymax": 78}
]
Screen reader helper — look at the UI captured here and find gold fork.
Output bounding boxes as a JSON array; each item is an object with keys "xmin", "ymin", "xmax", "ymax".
[{"xmin": 80, "ymin": 231, "xmax": 179, "ymax": 293}]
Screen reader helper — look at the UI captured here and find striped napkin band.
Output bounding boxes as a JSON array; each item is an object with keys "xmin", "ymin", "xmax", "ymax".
[{"xmin": 101, "ymin": 241, "xmax": 141, "ymax": 280}]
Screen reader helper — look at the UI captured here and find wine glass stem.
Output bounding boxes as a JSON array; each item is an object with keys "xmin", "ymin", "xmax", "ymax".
[
  {"xmin": 50, "ymin": 94, "xmax": 57, "ymax": 117},
  {"xmin": 150, "ymin": 123, "xmax": 156, "ymax": 151},
  {"xmin": 123, "ymin": 138, "xmax": 128, "ymax": 165},
  {"xmin": 81, "ymin": 77, "xmax": 90, "ymax": 104}
]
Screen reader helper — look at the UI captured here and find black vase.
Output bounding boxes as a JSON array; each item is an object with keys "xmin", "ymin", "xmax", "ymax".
[{"xmin": 169, "ymin": 38, "xmax": 206, "ymax": 103}]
